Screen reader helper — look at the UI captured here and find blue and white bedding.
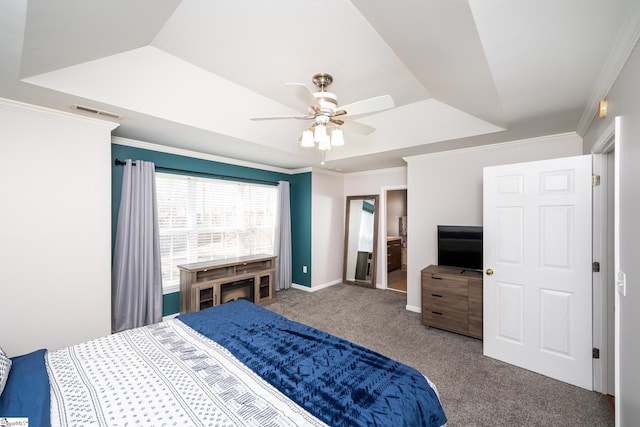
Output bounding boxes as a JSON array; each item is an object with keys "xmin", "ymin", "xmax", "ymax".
[{"xmin": 0, "ymin": 300, "xmax": 447, "ymax": 426}]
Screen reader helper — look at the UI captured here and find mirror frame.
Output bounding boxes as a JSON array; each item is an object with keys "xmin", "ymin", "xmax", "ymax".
[{"xmin": 342, "ymin": 195, "xmax": 379, "ymax": 288}]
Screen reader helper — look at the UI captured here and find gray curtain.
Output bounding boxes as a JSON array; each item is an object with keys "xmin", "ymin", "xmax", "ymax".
[
  {"xmin": 112, "ymin": 159, "xmax": 163, "ymax": 333},
  {"xmin": 274, "ymin": 181, "xmax": 292, "ymax": 290}
]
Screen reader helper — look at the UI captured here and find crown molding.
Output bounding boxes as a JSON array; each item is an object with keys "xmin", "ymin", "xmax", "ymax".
[
  {"xmin": 343, "ymin": 166, "xmax": 407, "ymax": 177},
  {"xmin": 310, "ymin": 167, "xmax": 346, "ymax": 177},
  {"xmin": 111, "ymin": 136, "xmax": 297, "ymax": 175},
  {"xmin": 403, "ymin": 132, "xmax": 580, "ymax": 162},
  {"xmin": 0, "ymin": 97, "xmax": 119, "ymax": 131}
]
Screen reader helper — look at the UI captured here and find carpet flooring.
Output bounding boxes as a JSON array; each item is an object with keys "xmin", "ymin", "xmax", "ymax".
[{"xmin": 267, "ymin": 284, "xmax": 613, "ymax": 427}]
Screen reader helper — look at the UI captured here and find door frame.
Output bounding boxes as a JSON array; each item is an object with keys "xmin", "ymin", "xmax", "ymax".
[{"xmin": 591, "ymin": 120, "xmax": 615, "ymax": 394}]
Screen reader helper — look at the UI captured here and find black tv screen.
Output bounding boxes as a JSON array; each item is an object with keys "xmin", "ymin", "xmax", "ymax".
[{"xmin": 437, "ymin": 225, "xmax": 483, "ymax": 271}]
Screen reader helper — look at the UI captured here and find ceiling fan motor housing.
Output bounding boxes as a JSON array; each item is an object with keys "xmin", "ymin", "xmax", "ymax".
[
  {"xmin": 313, "ymin": 91, "xmax": 338, "ymax": 115},
  {"xmin": 311, "ymin": 73, "xmax": 338, "ymax": 115}
]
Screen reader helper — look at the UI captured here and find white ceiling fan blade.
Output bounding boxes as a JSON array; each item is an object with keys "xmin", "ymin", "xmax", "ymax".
[
  {"xmin": 340, "ymin": 119, "xmax": 376, "ymax": 136},
  {"xmin": 286, "ymin": 83, "xmax": 321, "ymax": 109},
  {"xmin": 339, "ymin": 95, "xmax": 395, "ymax": 117},
  {"xmin": 249, "ymin": 115, "xmax": 310, "ymax": 121}
]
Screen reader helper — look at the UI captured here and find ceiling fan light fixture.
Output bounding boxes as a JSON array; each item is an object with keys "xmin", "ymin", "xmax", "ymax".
[
  {"xmin": 301, "ymin": 130, "xmax": 315, "ymax": 147},
  {"xmin": 253, "ymin": 73, "xmax": 393, "ymax": 156},
  {"xmin": 318, "ymin": 137, "xmax": 331, "ymax": 151},
  {"xmin": 330, "ymin": 128, "xmax": 344, "ymax": 146},
  {"xmin": 313, "ymin": 124, "xmax": 327, "ymax": 144}
]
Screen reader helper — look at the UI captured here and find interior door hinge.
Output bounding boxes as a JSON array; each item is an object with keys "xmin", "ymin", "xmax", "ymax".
[
  {"xmin": 593, "ymin": 261, "xmax": 600, "ymax": 273},
  {"xmin": 593, "ymin": 348, "xmax": 600, "ymax": 359},
  {"xmin": 592, "ymin": 174, "xmax": 601, "ymax": 187}
]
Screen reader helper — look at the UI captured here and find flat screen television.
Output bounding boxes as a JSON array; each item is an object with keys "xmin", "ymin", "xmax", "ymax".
[{"xmin": 437, "ymin": 225, "xmax": 483, "ymax": 271}]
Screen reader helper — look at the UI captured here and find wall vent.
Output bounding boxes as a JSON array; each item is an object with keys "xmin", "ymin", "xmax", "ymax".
[{"xmin": 72, "ymin": 104, "xmax": 122, "ymax": 120}]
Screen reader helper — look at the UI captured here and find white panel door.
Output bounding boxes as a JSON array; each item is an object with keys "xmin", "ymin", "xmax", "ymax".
[{"xmin": 483, "ymin": 155, "xmax": 593, "ymax": 390}]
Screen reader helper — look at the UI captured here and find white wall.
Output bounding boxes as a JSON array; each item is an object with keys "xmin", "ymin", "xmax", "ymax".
[
  {"xmin": 0, "ymin": 99, "xmax": 115, "ymax": 356},
  {"xmin": 583, "ymin": 39, "xmax": 640, "ymax": 425},
  {"xmin": 404, "ymin": 134, "xmax": 582, "ymax": 311},
  {"xmin": 344, "ymin": 167, "xmax": 407, "ymax": 287},
  {"xmin": 311, "ymin": 170, "xmax": 344, "ymax": 288},
  {"xmin": 344, "ymin": 167, "xmax": 407, "ymax": 196}
]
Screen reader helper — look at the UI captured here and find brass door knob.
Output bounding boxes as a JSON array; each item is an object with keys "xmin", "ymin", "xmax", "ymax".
[{"xmin": 486, "ymin": 268, "xmax": 494, "ymax": 276}]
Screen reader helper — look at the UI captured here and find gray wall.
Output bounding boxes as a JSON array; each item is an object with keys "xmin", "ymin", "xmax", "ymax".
[
  {"xmin": 404, "ymin": 133, "xmax": 582, "ymax": 311},
  {"xmin": 583, "ymin": 38, "xmax": 640, "ymax": 425}
]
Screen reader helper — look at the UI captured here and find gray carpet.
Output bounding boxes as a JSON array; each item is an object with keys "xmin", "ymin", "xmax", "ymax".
[{"xmin": 267, "ymin": 284, "xmax": 613, "ymax": 427}]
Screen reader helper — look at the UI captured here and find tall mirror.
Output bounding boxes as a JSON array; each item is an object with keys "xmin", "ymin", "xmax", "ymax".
[{"xmin": 343, "ymin": 195, "xmax": 379, "ymax": 288}]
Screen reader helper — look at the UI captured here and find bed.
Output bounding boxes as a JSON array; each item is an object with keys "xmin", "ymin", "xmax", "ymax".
[{"xmin": 0, "ymin": 299, "xmax": 447, "ymax": 426}]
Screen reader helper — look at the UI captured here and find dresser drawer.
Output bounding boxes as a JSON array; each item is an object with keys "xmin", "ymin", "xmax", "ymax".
[
  {"xmin": 423, "ymin": 308, "xmax": 469, "ymax": 335},
  {"xmin": 423, "ymin": 291, "xmax": 468, "ymax": 315},
  {"xmin": 422, "ymin": 273, "xmax": 468, "ymax": 297}
]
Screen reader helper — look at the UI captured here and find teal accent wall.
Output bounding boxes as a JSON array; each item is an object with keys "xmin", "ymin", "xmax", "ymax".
[
  {"xmin": 162, "ymin": 292, "xmax": 180, "ymax": 317},
  {"xmin": 363, "ymin": 200, "xmax": 375, "ymax": 214},
  {"xmin": 111, "ymin": 144, "xmax": 313, "ymax": 316},
  {"xmin": 288, "ymin": 172, "xmax": 312, "ymax": 287}
]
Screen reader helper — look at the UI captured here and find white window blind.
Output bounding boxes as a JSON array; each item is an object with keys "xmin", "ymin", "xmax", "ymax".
[{"xmin": 156, "ymin": 172, "xmax": 277, "ymax": 290}]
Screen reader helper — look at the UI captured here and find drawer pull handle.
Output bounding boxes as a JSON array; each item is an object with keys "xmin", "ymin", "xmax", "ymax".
[
  {"xmin": 432, "ymin": 276, "xmax": 443, "ymax": 280},
  {"xmin": 432, "ymin": 311, "xmax": 443, "ymax": 316},
  {"xmin": 431, "ymin": 294, "xmax": 443, "ymax": 298}
]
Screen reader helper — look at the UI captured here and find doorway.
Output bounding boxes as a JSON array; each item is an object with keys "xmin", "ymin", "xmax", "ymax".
[
  {"xmin": 386, "ymin": 189, "xmax": 407, "ymax": 292},
  {"xmin": 592, "ymin": 122, "xmax": 616, "ymax": 417}
]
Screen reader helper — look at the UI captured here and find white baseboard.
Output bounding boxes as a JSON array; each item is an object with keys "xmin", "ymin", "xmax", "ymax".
[
  {"xmin": 289, "ymin": 279, "xmax": 342, "ymax": 292},
  {"xmin": 406, "ymin": 304, "xmax": 421, "ymax": 313}
]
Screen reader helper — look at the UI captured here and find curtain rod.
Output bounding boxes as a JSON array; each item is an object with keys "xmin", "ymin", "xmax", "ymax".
[{"xmin": 114, "ymin": 159, "xmax": 281, "ymax": 186}]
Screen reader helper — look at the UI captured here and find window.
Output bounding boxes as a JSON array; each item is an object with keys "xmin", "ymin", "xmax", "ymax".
[
  {"xmin": 358, "ymin": 210, "xmax": 374, "ymax": 252},
  {"xmin": 156, "ymin": 173, "xmax": 277, "ymax": 291}
]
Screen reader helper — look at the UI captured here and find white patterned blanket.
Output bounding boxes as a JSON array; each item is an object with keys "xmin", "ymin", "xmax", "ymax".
[{"xmin": 46, "ymin": 319, "xmax": 327, "ymax": 427}]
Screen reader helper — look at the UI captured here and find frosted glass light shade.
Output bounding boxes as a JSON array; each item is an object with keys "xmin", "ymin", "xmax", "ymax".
[
  {"xmin": 330, "ymin": 129, "xmax": 344, "ymax": 146},
  {"xmin": 318, "ymin": 138, "xmax": 331, "ymax": 150},
  {"xmin": 301, "ymin": 130, "xmax": 314, "ymax": 147},
  {"xmin": 313, "ymin": 124, "xmax": 327, "ymax": 144}
]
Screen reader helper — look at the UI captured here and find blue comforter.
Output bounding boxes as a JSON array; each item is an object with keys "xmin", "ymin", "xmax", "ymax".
[{"xmin": 179, "ymin": 299, "xmax": 447, "ymax": 427}]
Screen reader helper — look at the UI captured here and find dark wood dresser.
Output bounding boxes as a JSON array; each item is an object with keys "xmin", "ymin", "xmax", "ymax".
[{"xmin": 421, "ymin": 264, "xmax": 483, "ymax": 339}]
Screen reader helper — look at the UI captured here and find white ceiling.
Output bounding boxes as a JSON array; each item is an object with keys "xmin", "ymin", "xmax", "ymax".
[{"xmin": 1, "ymin": 0, "xmax": 639, "ymax": 173}]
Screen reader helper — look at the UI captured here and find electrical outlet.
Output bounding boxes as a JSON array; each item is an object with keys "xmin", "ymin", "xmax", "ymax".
[{"xmin": 303, "ymin": 266, "xmax": 307, "ymax": 273}]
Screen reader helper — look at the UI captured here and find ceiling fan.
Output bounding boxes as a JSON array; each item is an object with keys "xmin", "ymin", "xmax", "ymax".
[{"xmin": 250, "ymin": 73, "xmax": 394, "ymax": 150}]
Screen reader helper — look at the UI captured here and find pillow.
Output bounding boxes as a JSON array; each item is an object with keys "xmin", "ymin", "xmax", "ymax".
[
  {"xmin": 0, "ymin": 346, "xmax": 11, "ymax": 396},
  {"xmin": 0, "ymin": 349, "xmax": 50, "ymax": 426}
]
